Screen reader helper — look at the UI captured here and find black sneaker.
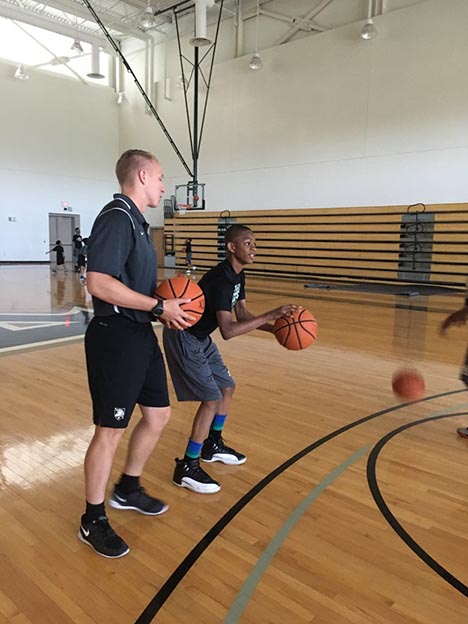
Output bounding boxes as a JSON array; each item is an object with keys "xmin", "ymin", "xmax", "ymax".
[
  {"xmin": 173, "ymin": 457, "xmax": 221, "ymax": 494},
  {"xmin": 457, "ymin": 427, "xmax": 468, "ymax": 439},
  {"xmin": 109, "ymin": 485, "xmax": 169, "ymax": 515},
  {"xmin": 78, "ymin": 515, "xmax": 129, "ymax": 558},
  {"xmin": 201, "ymin": 436, "xmax": 247, "ymax": 465}
]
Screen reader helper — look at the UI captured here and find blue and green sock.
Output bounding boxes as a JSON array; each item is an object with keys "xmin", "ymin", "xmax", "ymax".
[{"xmin": 209, "ymin": 413, "xmax": 227, "ymax": 441}]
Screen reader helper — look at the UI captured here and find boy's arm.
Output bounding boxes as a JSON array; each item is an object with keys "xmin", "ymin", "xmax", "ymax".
[
  {"xmin": 216, "ymin": 300, "xmax": 300, "ymax": 340},
  {"xmin": 234, "ymin": 299, "xmax": 275, "ymax": 333}
]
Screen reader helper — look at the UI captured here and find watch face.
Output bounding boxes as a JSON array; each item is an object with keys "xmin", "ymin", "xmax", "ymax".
[{"xmin": 152, "ymin": 300, "xmax": 164, "ymax": 317}]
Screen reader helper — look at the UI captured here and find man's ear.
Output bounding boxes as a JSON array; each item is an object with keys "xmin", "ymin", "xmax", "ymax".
[
  {"xmin": 226, "ymin": 240, "xmax": 235, "ymax": 254},
  {"xmin": 137, "ymin": 169, "xmax": 147, "ymax": 184}
]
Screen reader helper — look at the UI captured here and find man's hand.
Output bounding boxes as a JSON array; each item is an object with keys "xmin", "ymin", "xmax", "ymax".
[{"xmin": 160, "ymin": 298, "xmax": 194, "ymax": 330}]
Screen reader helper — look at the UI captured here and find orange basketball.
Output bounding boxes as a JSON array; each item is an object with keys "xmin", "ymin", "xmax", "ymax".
[
  {"xmin": 274, "ymin": 309, "xmax": 318, "ymax": 351},
  {"xmin": 392, "ymin": 368, "xmax": 425, "ymax": 401},
  {"xmin": 155, "ymin": 276, "xmax": 205, "ymax": 327}
]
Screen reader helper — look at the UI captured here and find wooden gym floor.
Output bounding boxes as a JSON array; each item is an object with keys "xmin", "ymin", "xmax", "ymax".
[{"xmin": 1, "ymin": 264, "xmax": 468, "ymax": 623}]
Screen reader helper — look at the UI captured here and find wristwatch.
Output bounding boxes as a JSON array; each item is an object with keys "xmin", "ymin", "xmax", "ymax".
[{"xmin": 151, "ymin": 298, "xmax": 164, "ymax": 319}]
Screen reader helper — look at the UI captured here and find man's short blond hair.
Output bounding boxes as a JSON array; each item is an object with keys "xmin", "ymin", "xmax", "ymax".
[{"xmin": 115, "ymin": 149, "xmax": 158, "ymax": 186}]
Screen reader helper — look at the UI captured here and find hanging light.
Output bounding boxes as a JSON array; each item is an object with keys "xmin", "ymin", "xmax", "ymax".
[
  {"xmin": 360, "ymin": 18, "xmax": 377, "ymax": 40},
  {"xmin": 71, "ymin": 37, "xmax": 84, "ymax": 54},
  {"xmin": 117, "ymin": 91, "xmax": 128, "ymax": 105},
  {"xmin": 249, "ymin": 54, "xmax": 262, "ymax": 70},
  {"xmin": 86, "ymin": 45, "xmax": 104, "ymax": 79},
  {"xmin": 139, "ymin": 1, "xmax": 156, "ymax": 30},
  {"xmin": 14, "ymin": 64, "xmax": 29, "ymax": 80},
  {"xmin": 249, "ymin": 0, "xmax": 262, "ymax": 70}
]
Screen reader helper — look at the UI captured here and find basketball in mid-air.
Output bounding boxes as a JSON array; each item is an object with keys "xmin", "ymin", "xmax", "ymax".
[
  {"xmin": 392, "ymin": 368, "xmax": 425, "ymax": 401},
  {"xmin": 274, "ymin": 309, "xmax": 318, "ymax": 350},
  {"xmin": 155, "ymin": 276, "xmax": 205, "ymax": 326}
]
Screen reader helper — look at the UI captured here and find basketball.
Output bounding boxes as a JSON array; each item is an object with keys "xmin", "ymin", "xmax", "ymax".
[
  {"xmin": 392, "ymin": 368, "xmax": 425, "ymax": 401},
  {"xmin": 155, "ymin": 276, "xmax": 205, "ymax": 326},
  {"xmin": 274, "ymin": 308, "xmax": 318, "ymax": 350}
]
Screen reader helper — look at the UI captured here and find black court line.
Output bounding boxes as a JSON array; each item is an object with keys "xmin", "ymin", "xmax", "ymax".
[
  {"xmin": 135, "ymin": 387, "xmax": 467, "ymax": 623},
  {"xmin": 367, "ymin": 410, "xmax": 468, "ymax": 597}
]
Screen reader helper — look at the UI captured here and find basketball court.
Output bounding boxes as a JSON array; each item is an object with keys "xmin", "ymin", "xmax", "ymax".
[
  {"xmin": 1, "ymin": 0, "xmax": 468, "ymax": 622},
  {"xmin": 0, "ymin": 264, "xmax": 467, "ymax": 623}
]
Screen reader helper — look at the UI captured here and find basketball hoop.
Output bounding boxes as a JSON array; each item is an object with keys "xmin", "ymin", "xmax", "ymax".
[{"xmin": 177, "ymin": 203, "xmax": 190, "ymax": 216}]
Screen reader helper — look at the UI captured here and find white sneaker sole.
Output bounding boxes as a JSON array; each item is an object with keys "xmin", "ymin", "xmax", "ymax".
[
  {"xmin": 173, "ymin": 478, "xmax": 221, "ymax": 494},
  {"xmin": 201, "ymin": 454, "xmax": 247, "ymax": 465},
  {"xmin": 108, "ymin": 498, "xmax": 169, "ymax": 515},
  {"xmin": 77, "ymin": 530, "xmax": 130, "ymax": 558}
]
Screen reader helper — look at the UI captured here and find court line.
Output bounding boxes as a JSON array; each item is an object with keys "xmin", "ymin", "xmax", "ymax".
[
  {"xmin": 0, "ymin": 334, "xmax": 85, "ymax": 354},
  {"xmin": 224, "ymin": 444, "xmax": 372, "ymax": 624},
  {"xmin": 134, "ymin": 387, "xmax": 467, "ymax": 624},
  {"xmin": 367, "ymin": 408, "xmax": 468, "ymax": 597}
]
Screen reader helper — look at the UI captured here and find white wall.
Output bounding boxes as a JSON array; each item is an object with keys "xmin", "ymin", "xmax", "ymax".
[
  {"xmin": 0, "ymin": 62, "xmax": 118, "ymax": 261},
  {"xmin": 119, "ymin": 0, "xmax": 468, "ymax": 226}
]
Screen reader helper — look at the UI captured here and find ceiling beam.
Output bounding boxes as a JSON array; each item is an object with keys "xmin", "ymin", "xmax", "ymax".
[
  {"xmin": 0, "ymin": 2, "xmax": 105, "ymax": 44},
  {"xmin": 274, "ymin": 0, "xmax": 334, "ymax": 45},
  {"xmin": 0, "ymin": 0, "xmax": 148, "ymax": 41}
]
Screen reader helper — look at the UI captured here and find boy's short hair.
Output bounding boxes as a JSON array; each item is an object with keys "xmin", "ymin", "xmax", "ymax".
[
  {"xmin": 225, "ymin": 225, "xmax": 253, "ymax": 247},
  {"xmin": 56, "ymin": 240, "xmax": 61, "ymax": 245},
  {"xmin": 115, "ymin": 149, "xmax": 158, "ymax": 186}
]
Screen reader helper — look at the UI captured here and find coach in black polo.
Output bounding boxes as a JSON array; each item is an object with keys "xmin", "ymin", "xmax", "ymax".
[{"xmin": 78, "ymin": 149, "xmax": 192, "ymax": 559}]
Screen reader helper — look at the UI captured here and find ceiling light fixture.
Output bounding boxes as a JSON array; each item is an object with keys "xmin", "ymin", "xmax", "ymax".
[
  {"xmin": 249, "ymin": 0, "xmax": 262, "ymax": 70},
  {"xmin": 14, "ymin": 64, "xmax": 29, "ymax": 80},
  {"xmin": 71, "ymin": 38, "xmax": 84, "ymax": 54},
  {"xmin": 361, "ymin": 0, "xmax": 377, "ymax": 40},
  {"xmin": 361, "ymin": 18, "xmax": 377, "ymax": 40},
  {"xmin": 139, "ymin": 1, "xmax": 156, "ymax": 30}
]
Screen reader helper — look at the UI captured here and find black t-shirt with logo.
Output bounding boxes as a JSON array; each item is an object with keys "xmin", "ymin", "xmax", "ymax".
[
  {"xmin": 188, "ymin": 259, "xmax": 245, "ymax": 339},
  {"xmin": 86, "ymin": 193, "xmax": 157, "ymax": 323}
]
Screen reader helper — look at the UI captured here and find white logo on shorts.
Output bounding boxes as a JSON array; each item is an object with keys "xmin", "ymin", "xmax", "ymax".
[{"xmin": 114, "ymin": 407, "xmax": 126, "ymax": 421}]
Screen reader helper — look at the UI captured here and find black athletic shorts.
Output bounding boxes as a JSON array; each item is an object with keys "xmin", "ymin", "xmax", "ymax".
[{"xmin": 85, "ymin": 314, "xmax": 169, "ymax": 428}]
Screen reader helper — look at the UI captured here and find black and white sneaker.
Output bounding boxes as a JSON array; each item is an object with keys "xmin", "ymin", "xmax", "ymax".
[
  {"xmin": 201, "ymin": 436, "xmax": 246, "ymax": 465},
  {"xmin": 109, "ymin": 485, "xmax": 169, "ymax": 516},
  {"xmin": 78, "ymin": 515, "xmax": 129, "ymax": 558},
  {"xmin": 173, "ymin": 457, "xmax": 221, "ymax": 494}
]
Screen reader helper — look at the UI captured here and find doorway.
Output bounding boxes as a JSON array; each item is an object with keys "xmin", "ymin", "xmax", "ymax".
[{"xmin": 48, "ymin": 213, "xmax": 80, "ymax": 268}]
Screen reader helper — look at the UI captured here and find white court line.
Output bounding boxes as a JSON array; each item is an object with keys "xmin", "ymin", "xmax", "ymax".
[
  {"xmin": 0, "ymin": 334, "xmax": 84, "ymax": 354},
  {"xmin": 0, "ymin": 321, "xmax": 80, "ymax": 331},
  {"xmin": 0, "ymin": 306, "xmax": 84, "ymax": 317}
]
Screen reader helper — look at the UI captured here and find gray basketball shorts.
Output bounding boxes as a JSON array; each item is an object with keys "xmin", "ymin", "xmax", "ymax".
[{"xmin": 162, "ymin": 327, "xmax": 235, "ymax": 402}]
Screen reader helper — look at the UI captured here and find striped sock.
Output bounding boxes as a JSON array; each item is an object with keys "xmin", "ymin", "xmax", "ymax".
[
  {"xmin": 210, "ymin": 414, "xmax": 227, "ymax": 440},
  {"xmin": 184, "ymin": 438, "xmax": 203, "ymax": 461}
]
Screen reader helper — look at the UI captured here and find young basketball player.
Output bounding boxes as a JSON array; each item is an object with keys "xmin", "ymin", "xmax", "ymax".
[
  {"xmin": 163, "ymin": 224, "xmax": 301, "ymax": 494},
  {"xmin": 46, "ymin": 240, "xmax": 68, "ymax": 273}
]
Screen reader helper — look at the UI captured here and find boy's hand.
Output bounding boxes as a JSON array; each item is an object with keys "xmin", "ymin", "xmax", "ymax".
[{"xmin": 267, "ymin": 304, "xmax": 303, "ymax": 322}]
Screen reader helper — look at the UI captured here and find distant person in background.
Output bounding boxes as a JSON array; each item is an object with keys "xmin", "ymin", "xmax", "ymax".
[
  {"xmin": 73, "ymin": 227, "xmax": 83, "ymax": 272},
  {"xmin": 46, "ymin": 240, "xmax": 68, "ymax": 274},
  {"xmin": 184, "ymin": 238, "xmax": 192, "ymax": 273},
  {"xmin": 78, "ymin": 237, "xmax": 88, "ymax": 284}
]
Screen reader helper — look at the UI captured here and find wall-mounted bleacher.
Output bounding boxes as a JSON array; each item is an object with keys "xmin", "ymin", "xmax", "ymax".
[{"xmin": 164, "ymin": 202, "xmax": 468, "ymax": 289}]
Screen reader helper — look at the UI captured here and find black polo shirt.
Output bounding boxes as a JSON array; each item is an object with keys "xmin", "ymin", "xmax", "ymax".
[
  {"xmin": 189, "ymin": 259, "xmax": 245, "ymax": 339},
  {"xmin": 87, "ymin": 193, "xmax": 157, "ymax": 323}
]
